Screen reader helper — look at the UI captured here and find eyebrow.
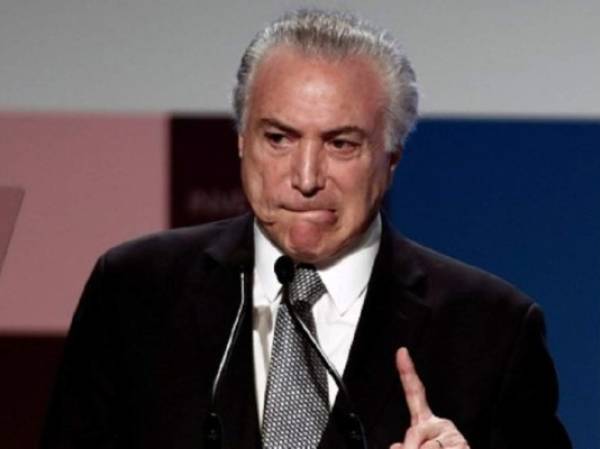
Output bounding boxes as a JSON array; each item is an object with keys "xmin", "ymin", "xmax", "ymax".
[
  {"xmin": 322, "ymin": 126, "xmax": 367, "ymax": 140},
  {"xmin": 258, "ymin": 118, "xmax": 300, "ymax": 136},
  {"xmin": 259, "ymin": 118, "xmax": 367, "ymax": 140}
]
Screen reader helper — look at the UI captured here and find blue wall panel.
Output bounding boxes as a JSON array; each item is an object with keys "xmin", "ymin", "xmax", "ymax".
[{"xmin": 386, "ymin": 118, "xmax": 600, "ymax": 449}]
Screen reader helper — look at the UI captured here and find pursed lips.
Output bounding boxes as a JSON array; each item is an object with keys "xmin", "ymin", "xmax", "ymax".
[{"xmin": 281, "ymin": 205, "xmax": 337, "ymax": 224}]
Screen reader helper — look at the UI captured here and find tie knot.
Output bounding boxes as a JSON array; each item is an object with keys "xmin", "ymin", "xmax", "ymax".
[{"xmin": 290, "ymin": 264, "xmax": 326, "ymax": 308}]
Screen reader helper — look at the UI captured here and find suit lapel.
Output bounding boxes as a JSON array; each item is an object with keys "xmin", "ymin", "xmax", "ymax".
[
  {"xmin": 179, "ymin": 215, "xmax": 261, "ymax": 449},
  {"xmin": 323, "ymin": 219, "xmax": 432, "ymax": 447}
]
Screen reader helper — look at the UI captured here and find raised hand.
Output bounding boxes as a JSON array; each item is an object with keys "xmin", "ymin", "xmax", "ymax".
[{"xmin": 390, "ymin": 348, "xmax": 470, "ymax": 449}]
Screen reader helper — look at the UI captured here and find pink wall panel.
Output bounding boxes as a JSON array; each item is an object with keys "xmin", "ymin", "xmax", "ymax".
[{"xmin": 0, "ymin": 112, "xmax": 169, "ymax": 333}]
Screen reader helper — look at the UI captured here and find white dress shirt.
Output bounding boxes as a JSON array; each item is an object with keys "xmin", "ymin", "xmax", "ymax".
[{"xmin": 252, "ymin": 215, "xmax": 381, "ymax": 424}]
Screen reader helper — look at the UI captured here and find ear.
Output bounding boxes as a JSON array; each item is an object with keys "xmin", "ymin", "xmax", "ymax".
[
  {"xmin": 386, "ymin": 145, "xmax": 402, "ymax": 188},
  {"xmin": 390, "ymin": 145, "xmax": 402, "ymax": 170},
  {"xmin": 237, "ymin": 134, "xmax": 244, "ymax": 158},
  {"xmin": 388, "ymin": 145, "xmax": 402, "ymax": 174}
]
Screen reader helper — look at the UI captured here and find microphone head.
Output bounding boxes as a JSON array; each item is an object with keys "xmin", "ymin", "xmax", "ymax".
[{"xmin": 274, "ymin": 256, "xmax": 295, "ymax": 285}]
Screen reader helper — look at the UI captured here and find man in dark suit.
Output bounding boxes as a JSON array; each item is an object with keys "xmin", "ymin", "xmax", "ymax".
[{"xmin": 42, "ymin": 9, "xmax": 571, "ymax": 449}]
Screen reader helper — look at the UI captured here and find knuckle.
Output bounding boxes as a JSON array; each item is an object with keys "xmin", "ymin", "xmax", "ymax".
[{"xmin": 405, "ymin": 425, "xmax": 420, "ymax": 440}]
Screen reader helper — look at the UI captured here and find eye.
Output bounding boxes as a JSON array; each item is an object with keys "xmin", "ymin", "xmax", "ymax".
[
  {"xmin": 264, "ymin": 131, "xmax": 294, "ymax": 150},
  {"xmin": 265, "ymin": 132, "xmax": 285, "ymax": 144},
  {"xmin": 328, "ymin": 138, "xmax": 360, "ymax": 155}
]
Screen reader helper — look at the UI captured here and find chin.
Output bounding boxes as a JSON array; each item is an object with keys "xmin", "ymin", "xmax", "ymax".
[
  {"xmin": 282, "ymin": 244, "xmax": 319, "ymax": 263},
  {"xmin": 286, "ymin": 242, "xmax": 342, "ymax": 266}
]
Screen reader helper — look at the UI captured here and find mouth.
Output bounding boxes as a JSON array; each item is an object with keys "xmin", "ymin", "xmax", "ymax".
[{"xmin": 282, "ymin": 206, "xmax": 337, "ymax": 224}]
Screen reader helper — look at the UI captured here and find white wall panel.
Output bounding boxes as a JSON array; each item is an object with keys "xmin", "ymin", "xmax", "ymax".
[{"xmin": 1, "ymin": 1, "xmax": 599, "ymax": 116}]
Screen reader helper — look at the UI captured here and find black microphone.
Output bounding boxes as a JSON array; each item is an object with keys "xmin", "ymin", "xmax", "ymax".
[
  {"xmin": 274, "ymin": 254, "xmax": 295, "ymax": 284},
  {"xmin": 274, "ymin": 256, "xmax": 368, "ymax": 449},
  {"xmin": 204, "ymin": 262, "xmax": 250, "ymax": 449}
]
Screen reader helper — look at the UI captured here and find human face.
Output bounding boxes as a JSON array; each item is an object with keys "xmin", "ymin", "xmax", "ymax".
[{"xmin": 239, "ymin": 46, "xmax": 400, "ymax": 265}]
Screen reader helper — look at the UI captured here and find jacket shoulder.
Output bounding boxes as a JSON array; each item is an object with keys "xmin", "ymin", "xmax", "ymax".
[
  {"xmin": 100, "ymin": 214, "xmax": 251, "ymax": 272},
  {"xmin": 395, "ymin": 233, "xmax": 534, "ymax": 311}
]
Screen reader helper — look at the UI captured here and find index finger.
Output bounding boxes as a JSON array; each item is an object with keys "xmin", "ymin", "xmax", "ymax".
[{"xmin": 395, "ymin": 347, "xmax": 433, "ymax": 425}]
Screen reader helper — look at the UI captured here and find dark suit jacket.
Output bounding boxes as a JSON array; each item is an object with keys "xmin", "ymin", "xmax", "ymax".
[{"xmin": 42, "ymin": 214, "xmax": 571, "ymax": 449}]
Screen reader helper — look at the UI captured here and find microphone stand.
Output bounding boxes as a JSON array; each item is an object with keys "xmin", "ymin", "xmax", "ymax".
[{"xmin": 204, "ymin": 267, "xmax": 249, "ymax": 449}]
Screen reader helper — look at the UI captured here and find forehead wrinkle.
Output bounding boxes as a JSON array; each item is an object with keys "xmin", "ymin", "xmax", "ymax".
[
  {"xmin": 241, "ymin": 43, "xmax": 397, "ymax": 147},
  {"xmin": 247, "ymin": 46, "xmax": 387, "ymax": 145}
]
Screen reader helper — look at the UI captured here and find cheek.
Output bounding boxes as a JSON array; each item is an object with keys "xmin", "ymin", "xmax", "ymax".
[
  {"xmin": 241, "ymin": 153, "xmax": 280, "ymax": 209},
  {"xmin": 340, "ymin": 165, "xmax": 389, "ymax": 215},
  {"xmin": 338, "ymin": 163, "xmax": 374, "ymax": 196},
  {"xmin": 241, "ymin": 157, "xmax": 263, "ymax": 203}
]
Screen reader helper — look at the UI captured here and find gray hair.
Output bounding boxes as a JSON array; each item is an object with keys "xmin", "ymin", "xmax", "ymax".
[{"xmin": 232, "ymin": 8, "xmax": 419, "ymax": 151}]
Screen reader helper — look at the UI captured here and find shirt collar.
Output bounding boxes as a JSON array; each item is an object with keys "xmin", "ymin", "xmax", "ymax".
[
  {"xmin": 253, "ymin": 215, "xmax": 381, "ymax": 315},
  {"xmin": 253, "ymin": 222, "xmax": 285, "ymax": 305}
]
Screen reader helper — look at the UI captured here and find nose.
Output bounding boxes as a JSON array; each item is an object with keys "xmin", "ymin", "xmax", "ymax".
[{"xmin": 291, "ymin": 140, "xmax": 326, "ymax": 196}]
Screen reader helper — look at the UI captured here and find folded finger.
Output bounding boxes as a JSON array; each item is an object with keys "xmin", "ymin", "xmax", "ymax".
[{"xmin": 402, "ymin": 416, "xmax": 450, "ymax": 449}]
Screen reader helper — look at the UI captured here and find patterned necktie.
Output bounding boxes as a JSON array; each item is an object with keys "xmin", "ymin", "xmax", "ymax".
[{"xmin": 262, "ymin": 264, "xmax": 330, "ymax": 449}]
